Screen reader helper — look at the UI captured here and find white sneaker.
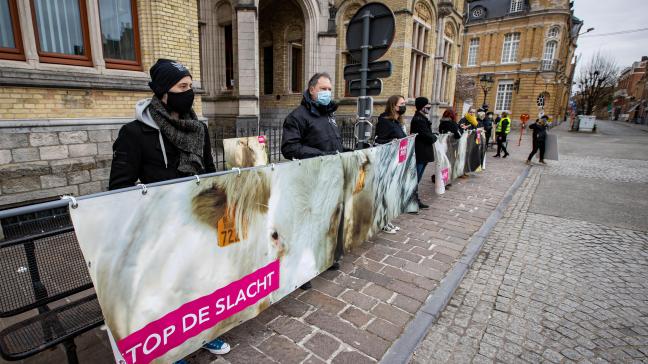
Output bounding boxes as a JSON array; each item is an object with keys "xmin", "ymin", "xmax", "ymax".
[
  {"xmin": 387, "ymin": 223, "xmax": 401, "ymax": 231},
  {"xmin": 381, "ymin": 225, "xmax": 396, "ymax": 234}
]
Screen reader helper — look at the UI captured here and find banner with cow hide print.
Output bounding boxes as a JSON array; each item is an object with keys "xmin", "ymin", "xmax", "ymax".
[
  {"xmin": 70, "ymin": 155, "xmax": 344, "ymax": 363},
  {"xmin": 69, "ymin": 136, "xmax": 418, "ymax": 363},
  {"xmin": 223, "ymin": 136, "xmax": 269, "ymax": 169},
  {"xmin": 341, "ymin": 136, "xmax": 419, "ymax": 252},
  {"xmin": 433, "ymin": 129, "xmax": 487, "ymax": 195}
]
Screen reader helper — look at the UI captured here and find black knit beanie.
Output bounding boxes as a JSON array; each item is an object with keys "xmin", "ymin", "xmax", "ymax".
[
  {"xmin": 415, "ymin": 97, "xmax": 430, "ymax": 111},
  {"xmin": 148, "ymin": 59, "xmax": 192, "ymax": 97}
]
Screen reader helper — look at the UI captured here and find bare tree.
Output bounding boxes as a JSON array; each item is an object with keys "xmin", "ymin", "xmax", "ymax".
[
  {"xmin": 576, "ymin": 52, "xmax": 619, "ymax": 115},
  {"xmin": 454, "ymin": 71, "xmax": 477, "ymax": 105}
]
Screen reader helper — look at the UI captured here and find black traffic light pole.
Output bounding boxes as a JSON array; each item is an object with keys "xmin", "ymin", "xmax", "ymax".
[{"xmin": 355, "ymin": 9, "xmax": 372, "ymax": 150}]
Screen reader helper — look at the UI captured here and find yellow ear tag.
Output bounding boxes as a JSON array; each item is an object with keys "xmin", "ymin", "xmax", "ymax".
[{"xmin": 217, "ymin": 208, "xmax": 241, "ymax": 247}]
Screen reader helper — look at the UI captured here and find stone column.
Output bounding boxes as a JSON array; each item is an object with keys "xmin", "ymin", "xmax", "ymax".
[
  {"xmin": 429, "ymin": 2, "xmax": 452, "ymax": 132},
  {"xmin": 234, "ymin": 1, "xmax": 260, "ymax": 130}
]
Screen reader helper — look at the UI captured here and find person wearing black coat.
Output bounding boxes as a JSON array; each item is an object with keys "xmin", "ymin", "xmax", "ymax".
[
  {"xmin": 375, "ymin": 96, "xmax": 407, "ymax": 145},
  {"xmin": 410, "ymin": 98, "xmax": 437, "ymax": 176},
  {"xmin": 526, "ymin": 116, "xmax": 548, "ymax": 164},
  {"xmin": 483, "ymin": 111, "xmax": 494, "ymax": 149},
  {"xmin": 108, "ymin": 59, "xmax": 230, "ymax": 358},
  {"xmin": 439, "ymin": 109, "xmax": 463, "ymax": 139},
  {"xmin": 375, "ymin": 95, "xmax": 410, "ymax": 230},
  {"xmin": 281, "ymin": 72, "xmax": 344, "ymax": 290},
  {"xmin": 281, "ymin": 73, "xmax": 344, "ymax": 160},
  {"xmin": 109, "ymin": 59, "xmax": 216, "ymax": 191},
  {"xmin": 410, "ymin": 97, "xmax": 437, "ymax": 209}
]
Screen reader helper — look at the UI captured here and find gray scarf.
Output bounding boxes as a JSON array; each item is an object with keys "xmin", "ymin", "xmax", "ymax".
[{"xmin": 148, "ymin": 97, "xmax": 205, "ymax": 175}]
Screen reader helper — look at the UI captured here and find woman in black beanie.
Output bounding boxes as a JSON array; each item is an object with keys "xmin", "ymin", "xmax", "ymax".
[
  {"xmin": 109, "ymin": 59, "xmax": 228, "ymax": 361},
  {"xmin": 109, "ymin": 59, "xmax": 216, "ymax": 191}
]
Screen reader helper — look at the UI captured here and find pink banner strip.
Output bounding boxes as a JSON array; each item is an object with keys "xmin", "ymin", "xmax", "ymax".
[
  {"xmin": 117, "ymin": 260, "xmax": 280, "ymax": 364},
  {"xmin": 398, "ymin": 138, "xmax": 409, "ymax": 164}
]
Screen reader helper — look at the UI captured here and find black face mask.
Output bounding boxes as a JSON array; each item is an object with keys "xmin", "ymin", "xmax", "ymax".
[
  {"xmin": 398, "ymin": 105, "xmax": 406, "ymax": 115},
  {"xmin": 166, "ymin": 89, "xmax": 194, "ymax": 115}
]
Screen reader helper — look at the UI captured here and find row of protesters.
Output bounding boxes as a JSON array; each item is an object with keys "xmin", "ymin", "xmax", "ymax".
[{"xmin": 108, "ymin": 59, "xmax": 229, "ymax": 362}]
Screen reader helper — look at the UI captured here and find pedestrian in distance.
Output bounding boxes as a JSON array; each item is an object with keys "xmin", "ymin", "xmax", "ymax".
[
  {"xmin": 375, "ymin": 95, "xmax": 408, "ymax": 233},
  {"xmin": 483, "ymin": 111, "xmax": 494, "ymax": 150},
  {"xmin": 410, "ymin": 97, "xmax": 437, "ymax": 210},
  {"xmin": 108, "ymin": 59, "xmax": 229, "ymax": 360},
  {"xmin": 493, "ymin": 111, "xmax": 511, "ymax": 158},
  {"xmin": 281, "ymin": 72, "xmax": 344, "ymax": 290},
  {"xmin": 526, "ymin": 115, "xmax": 548, "ymax": 165}
]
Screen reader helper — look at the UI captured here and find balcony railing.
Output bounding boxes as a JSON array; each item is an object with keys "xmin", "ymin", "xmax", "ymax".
[{"xmin": 540, "ymin": 59, "xmax": 559, "ymax": 72}]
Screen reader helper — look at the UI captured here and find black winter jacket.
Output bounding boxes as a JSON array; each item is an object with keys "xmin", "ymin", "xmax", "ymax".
[
  {"xmin": 529, "ymin": 122, "xmax": 547, "ymax": 141},
  {"xmin": 109, "ymin": 120, "xmax": 215, "ymax": 190},
  {"xmin": 439, "ymin": 117, "xmax": 463, "ymax": 140},
  {"xmin": 281, "ymin": 92, "xmax": 344, "ymax": 159},
  {"xmin": 410, "ymin": 111, "xmax": 437, "ymax": 163},
  {"xmin": 375, "ymin": 112, "xmax": 407, "ymax": 144}
]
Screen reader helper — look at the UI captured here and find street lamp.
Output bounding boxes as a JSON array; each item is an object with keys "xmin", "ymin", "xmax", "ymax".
[{"xmin": 479, "ymin": 74, "xmax": 494, "ymax": 108}]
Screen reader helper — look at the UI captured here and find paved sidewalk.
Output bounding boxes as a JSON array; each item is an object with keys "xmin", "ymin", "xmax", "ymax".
[
  {"xmin": 411, "ymin": 121, "xmax": 648, "ymax": 364},
  {"xmin": 1, "ymin": 134, "xmax": 533, "ymax": 364}
]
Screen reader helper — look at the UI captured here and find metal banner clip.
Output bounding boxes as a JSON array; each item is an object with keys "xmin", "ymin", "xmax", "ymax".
[
  {"xmin": 61, "ymin": 195, "xmax": 78, "ymax": 209},
  {"xmin": 136, "ymin": 183, "xmax": 148, "ymax": 195}
]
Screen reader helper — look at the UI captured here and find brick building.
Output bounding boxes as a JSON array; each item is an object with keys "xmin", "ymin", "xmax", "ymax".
[
  {"xmin": 0, "ymin": 0, "xmax": 202, "ymax": 208},
  {"xmin": 613, "ymin": 56, "xmax": 648, "ymax": 123},
  {"xmin": 0, "ymin": 0, "xmax": 463, "ymax": 208},
  {"xmin": 456, "ymin": 0, "xmax": 581, "ymax": 124}
]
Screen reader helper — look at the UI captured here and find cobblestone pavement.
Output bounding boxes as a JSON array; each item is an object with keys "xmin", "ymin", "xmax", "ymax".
[
  {"xmin": 412, "ymin": 122, "xmax": 648, "ymax": 364},
  {"xmin": 543, "ymin": 156, "xmax": 648, "ymax": 183}
]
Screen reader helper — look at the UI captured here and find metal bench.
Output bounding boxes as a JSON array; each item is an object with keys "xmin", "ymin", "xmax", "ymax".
[{"xmin": 0, "ymin": 207, "xmax": 104, "ymax": 363}]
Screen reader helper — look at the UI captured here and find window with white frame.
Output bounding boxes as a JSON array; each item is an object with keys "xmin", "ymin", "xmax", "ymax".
[
  {"xmin": 501, "ymin": 33, "xmax": 520, "ymax": 64},
  {"xmin": 509, "ymin": 0, "xmax": 524, "ymax": 13},
  {"xmin": 495, "ymin": 80, "xmax": 514, "ymax": 111},
  {"xmin": 408, "ymin": 18, "xmax": 430, "ymax": 99},
  {"xmin": 440, "ymin": 38, "xmax": 454, "ymax": 103},
  {"xmin": 467, "ymin": 38, "xmax": 479, "ymax": 66},
  {"xmin": 548, "ymin": 26, "xmax": 560, "ymax": 38},
  {"xmin": 541, "ymin": 40, "xmax": 557, "ymax": 70}
]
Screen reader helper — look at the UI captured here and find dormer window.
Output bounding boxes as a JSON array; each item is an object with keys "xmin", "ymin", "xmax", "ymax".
[
  {"xmin": 510, "ymin": 0, "xmax": 524, "ymax": 13},
  {"xmin": 548, "ymin": 26, "xmax": 560, "ymax": 38}
]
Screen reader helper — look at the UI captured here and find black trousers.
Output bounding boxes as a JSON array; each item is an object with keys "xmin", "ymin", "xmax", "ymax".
[
  {"xmin": 528, "ymin": 139, "xmax": 546, "ymax": 161},
  {"xmin": 496, "ymin": 133, "xmax": 508, "ymax": 155},
  {"xmin": 485, "ymin": 128, "xmax": 492, "ymax": 148}
]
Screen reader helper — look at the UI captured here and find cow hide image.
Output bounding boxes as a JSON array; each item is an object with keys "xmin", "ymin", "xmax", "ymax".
[
  {"xmin": 70, "ymin": 155, "xmax": 343, "ymax": 363},
  {"xmin": 341, "ymin": 136, "xmax": 419, "ymax": 252},
  {"xmin": 223, "ymin": 136, "xmax": 269, "ymax": 168}
]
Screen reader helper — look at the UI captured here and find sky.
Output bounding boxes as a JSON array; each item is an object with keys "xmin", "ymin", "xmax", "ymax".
[{"xmin": 572, "ymin": 0, "xmax": 648, "ymax": 74}]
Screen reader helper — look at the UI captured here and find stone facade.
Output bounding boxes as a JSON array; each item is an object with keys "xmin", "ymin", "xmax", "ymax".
[
  {"xmin": 456, "ymin": 0, "xmax": 580, "ymax": 124},
  {"xmin": 0, "ymin": 120, "xmax": 125, "ymax": 208}
]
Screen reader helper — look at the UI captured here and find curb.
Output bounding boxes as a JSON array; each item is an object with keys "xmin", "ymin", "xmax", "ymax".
[{"xmin": 380, "ymin": 165, "xmax": 532, "ymax": 364}]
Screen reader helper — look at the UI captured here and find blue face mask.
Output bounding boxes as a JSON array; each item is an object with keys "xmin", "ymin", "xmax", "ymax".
[{"xmin": 316, "ymin": 90, "xmax": 332, "ymax": 106}]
